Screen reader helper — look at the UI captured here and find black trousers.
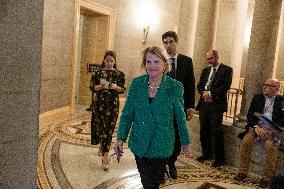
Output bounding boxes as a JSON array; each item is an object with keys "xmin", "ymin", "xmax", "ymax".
[
  {"xmin": 269, "ymin": 175, "xmax": 284, "ymax": 189},
  {"xmin": 167, "ymin": 119, "xmax": 181, "ymax": 167},
  {"xmin": 135, "ymin": 155, "xmax": 167, "ymax": 189},
  {"xmin": 199, "ymin": 101, "xmax": 224, "ymax": 162}
]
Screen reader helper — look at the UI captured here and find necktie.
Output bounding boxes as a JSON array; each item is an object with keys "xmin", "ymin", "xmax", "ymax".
[
  {"xmin": 207, "ymin": 67, "xmax": 216, "ymax": 90},
  {"xmin": 169, "ymin": 58, "xmax": 176, "ymax": 78}
]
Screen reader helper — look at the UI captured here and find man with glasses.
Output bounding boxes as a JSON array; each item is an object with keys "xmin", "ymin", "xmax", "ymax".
[
  {"xmin": 196, "ymin": 50, "xmax": 232, "ymax": 167},
  {"xmin": 234, "ymin": 78, "xmax": 284, "ymax": 189}
]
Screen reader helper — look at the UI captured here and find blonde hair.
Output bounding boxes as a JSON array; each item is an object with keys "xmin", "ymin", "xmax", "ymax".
[{"xmin": 141, "ymin": 46, "xmax": 167, "ymax": 68}]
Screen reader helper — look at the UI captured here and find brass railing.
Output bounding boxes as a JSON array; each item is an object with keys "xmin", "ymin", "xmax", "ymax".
[
  {"xmin": 224, "ymin": 88, "xmax": 242, "ymax": 123},
  {"xmin": 239, "ymin": 78, "xmax": 244, "ymax": 92}
]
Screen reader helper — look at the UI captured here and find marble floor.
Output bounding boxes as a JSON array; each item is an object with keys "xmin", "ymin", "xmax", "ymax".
[{"xmin": 37, "ymin": 105, "xmax": 260, "ymax": 189}]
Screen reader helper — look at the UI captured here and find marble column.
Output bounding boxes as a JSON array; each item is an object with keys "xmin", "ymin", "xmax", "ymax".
[
  {"xmin": 238, "ymin": 0, "xmax": 282, "ymax": 120},
  {"xmin": 230, "ymin": 0, "xmax": 249, "ymax": 88},
  {"xmin": 0, "ymin": 1, "xmax": 43, "ymax": 188},
  {"xmin": 178, "ymin": 0, "xmax": 199, "ymax": 57},
  {"xmin": 193, "ymin": 0, "xmax": 220, "ymax": 89}
]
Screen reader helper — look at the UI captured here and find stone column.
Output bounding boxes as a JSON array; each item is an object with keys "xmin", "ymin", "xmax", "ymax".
[
  {"xmin": 239, "ymin": 0, "xmax": 282, "ymax": 119},
  {"xmin": 0, "ymin": 1, "xmax": 43, "ymax": 188},
  {"xmin": 230, "ymin": 0, "xmax": 249, "ymax": 88},
  {"xmin": 178, "ymin": 0, "xmax": 199, "ymax": 57},
  {"xmin": 193, "ymin": 0, "xmax": 220, "ymax": 88}
]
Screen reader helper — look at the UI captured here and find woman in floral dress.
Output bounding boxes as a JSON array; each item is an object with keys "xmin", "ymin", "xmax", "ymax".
[{"xmin": 90, "ymin": 51, "xmax": 125, "ymax": 170}]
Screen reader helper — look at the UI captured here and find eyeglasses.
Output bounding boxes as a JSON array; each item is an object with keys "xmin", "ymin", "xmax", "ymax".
[
  {"xmin": 263, "ymin": 83, "xmax": 277, "ymax": 88},
  {"xmin": 207, "ymin": 57, "xmax": 214, "ymax": 60}
]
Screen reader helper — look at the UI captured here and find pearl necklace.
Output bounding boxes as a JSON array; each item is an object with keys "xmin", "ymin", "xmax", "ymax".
[{"xmin": 148, "ymin": 81, "xmax": 160, "ymax": 95}]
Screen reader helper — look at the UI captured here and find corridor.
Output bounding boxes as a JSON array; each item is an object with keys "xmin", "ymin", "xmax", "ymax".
[{"xmin": 37, "ymin": 105, "xmax": 259, "ymax": 189}]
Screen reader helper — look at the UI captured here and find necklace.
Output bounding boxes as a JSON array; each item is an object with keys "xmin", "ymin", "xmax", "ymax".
[{"xmin": 148, "ymin": 81, "xmax": 160, "ymax": 95}]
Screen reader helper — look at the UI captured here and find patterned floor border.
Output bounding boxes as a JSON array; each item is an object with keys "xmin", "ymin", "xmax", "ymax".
[{"xmin": 37, "ymin": 112, "xmax": 260, "ymax": 189}]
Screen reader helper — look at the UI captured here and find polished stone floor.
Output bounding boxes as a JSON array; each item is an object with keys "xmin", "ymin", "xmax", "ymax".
[{"xmin": 37, "ymin": 105, "xmax": 260, "ymax": 189}]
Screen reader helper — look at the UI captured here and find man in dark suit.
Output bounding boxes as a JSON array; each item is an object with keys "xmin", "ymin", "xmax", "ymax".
[
  {"xmin": 162, "ymin": 31, "xmax": 195, "ymax": 180},
  {"xmin": 196, "ymin": 50, "xmax": 232, "ymax": 167},
  {"xmin": 234, "ymin": 78, "xmax": 283, "ymax": 189}
]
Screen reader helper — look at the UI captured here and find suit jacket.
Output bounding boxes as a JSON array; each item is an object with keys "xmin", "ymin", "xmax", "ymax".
[
  {"xmin": 196, "ymin": 63, "xmax": 233, "ymax": 112},
  {"xmin": 245, "ymin": 94, "xmax": 284, "ymax": 129},
  {"xmin": 168, "ymin": 54, "xmax": 195, "ymax": 109},
  {"xmin": 117, "ymin": 74, "xmax": 190, "ymax": 158},
  {"xmin": 237, "ymin": 94, "xmax": 284, "ymax": 140}
]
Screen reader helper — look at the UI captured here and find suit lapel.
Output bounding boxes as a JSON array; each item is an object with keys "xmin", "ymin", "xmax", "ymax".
[
  {"xmin": 204, "ymin": 67, "xmax": 211, "ymax": 82},
  {"xmin": 210, "ymin": 64, "xmax": 223, "ymax": 85},
  {"xmin": 176, "ymin": 55, "xmax": 181, "ymax": 80},
  {"xmin": 273, "ymin": 95, "xmax": 281, "ymax": 112}
]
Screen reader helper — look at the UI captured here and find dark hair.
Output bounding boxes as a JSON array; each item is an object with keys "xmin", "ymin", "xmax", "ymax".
[
  {"xmin": 162, "ymin": 31, "xmax": 178, "ymax": 43},
  {"xmin": 101, "ymin": 50, "xmax": 117, "ymax": 69},
  {"xmin": 141, "ymin": 46, "xmax": 167, "ymax": 68}
]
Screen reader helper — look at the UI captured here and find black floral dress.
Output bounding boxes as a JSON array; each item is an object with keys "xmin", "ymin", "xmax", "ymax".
[{"xmin": 90, "ymin": 68, "xmax": 125, "ymax": 153}]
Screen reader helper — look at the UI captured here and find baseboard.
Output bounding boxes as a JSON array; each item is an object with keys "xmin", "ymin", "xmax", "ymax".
[{"xmin": 39, "ymin": 106, "xmax": 71, "ymax": 126}]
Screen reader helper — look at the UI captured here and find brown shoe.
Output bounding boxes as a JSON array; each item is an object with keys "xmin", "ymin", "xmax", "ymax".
[
  {"xmin": 259, "ymin": 179, "xmax": 269, "ymax": 188},
  {"xmin": 233, "ymin": 173, "xmax": 247, "ymax": 182}
]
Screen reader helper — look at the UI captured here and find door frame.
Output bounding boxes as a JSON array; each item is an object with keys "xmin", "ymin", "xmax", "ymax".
[{"xmin": 70, "ymin": 0, "xmax": 116, "ymax": 113}]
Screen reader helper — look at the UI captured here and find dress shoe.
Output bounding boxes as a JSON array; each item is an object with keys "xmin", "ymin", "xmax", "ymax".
[
  {"xmin": 211, "ymin": 161, "xmax": 224, "ymax": 167},
  {"xmin": 169, "ymin": 165, "xmax": 177, "ymax": 179},
  {"xmin": 159, "ymin": 175, "xmax": 165, "ymax": 184},
  {"xmin": 197, "ymin": 155, "xmax": 210, "ymax": 162},
  {"xmin": 233, "ymin": 173, "xmax": 247, "ymax": 182},
  {"xmin": 259, "ymin": 179, "xmax": 269, "ymax": 188}
]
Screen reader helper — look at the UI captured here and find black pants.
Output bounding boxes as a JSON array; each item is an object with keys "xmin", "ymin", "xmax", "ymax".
[
  {"xmin": 135, "ymin": 155, "xmax": 167, "ymax": 189},
  {"xmin": 167, "ymin": 119, "xmax": 181, "ymax": 167},
  {"xmin": 199, "ymin": 102, "xmax": 224, "ymax": 162},
  {"xmin": 269, "ymin": 175, "xmax": 284, "ymax": 189}
]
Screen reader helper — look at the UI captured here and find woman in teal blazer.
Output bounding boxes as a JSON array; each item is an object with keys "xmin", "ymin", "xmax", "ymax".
[{"xmin": 114, "ymin": 46, "xmax": 191, "ymax": 189}]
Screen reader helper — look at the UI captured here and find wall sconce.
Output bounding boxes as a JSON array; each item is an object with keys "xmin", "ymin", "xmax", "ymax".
[
  {"xmin": 134, "ymin": 1, "xmax": 159, "ymax": 44},
  {"xmin": 142, "ymin": 25, "xmax": 149, "ymax": 43}
]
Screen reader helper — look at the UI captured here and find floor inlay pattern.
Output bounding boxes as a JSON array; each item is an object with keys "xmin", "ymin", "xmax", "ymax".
[{"xmin": 38, "ymin": 111, "xmax": 259, "ymax": 189}]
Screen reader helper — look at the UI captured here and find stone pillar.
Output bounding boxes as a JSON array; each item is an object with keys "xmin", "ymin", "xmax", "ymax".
[
  {"xmin": 273, "ymin": 8, "xmax": 284, "ymax": 78},
  {"xmin": 0, "ymin": 1, "xmax": 43, "ymax": 188},
  {"xmin": 178, "ymin": 0, "xmax": 199, "ymax": 57},
  {"xmin": 239, "ymin": 0, "xmax": 282, "ymax": 119},
  {"xmin": 230, "ymin": 0, "xmax": 249, "ymax": 88},
  {"xmin": 193, "ymin": 0, "xmax": 220, "ymax": 87}
]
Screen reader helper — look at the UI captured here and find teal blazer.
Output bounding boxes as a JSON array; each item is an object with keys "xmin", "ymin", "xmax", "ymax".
[{"xmin": 117, "ymin": 74, "xmax": 190, "ymax": 158}]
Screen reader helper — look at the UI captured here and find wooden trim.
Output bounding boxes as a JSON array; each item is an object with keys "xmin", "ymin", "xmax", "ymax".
[
  {"xmin": 70, "ymin": 0, "xmax": 116, "ymax": 113},
  {"xmin": 39, "ymin": 106, "xmax": 71, "ymax": 126}
]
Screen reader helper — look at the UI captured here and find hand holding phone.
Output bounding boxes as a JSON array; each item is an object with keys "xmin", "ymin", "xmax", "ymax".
[{"xmin": 100, "ymin": 79, "xmax": 110, "ymax": 89}]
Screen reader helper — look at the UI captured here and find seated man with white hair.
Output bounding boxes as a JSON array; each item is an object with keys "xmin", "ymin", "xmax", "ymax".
[{"xmin": 234, "ymin": 78, "xmax": 284, "ymax": 189}]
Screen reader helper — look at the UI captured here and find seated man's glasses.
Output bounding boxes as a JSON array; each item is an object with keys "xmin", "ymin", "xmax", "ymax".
[{"xmin": 263, "ymin": 83, "xmax": 277, "ymax": 88}]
